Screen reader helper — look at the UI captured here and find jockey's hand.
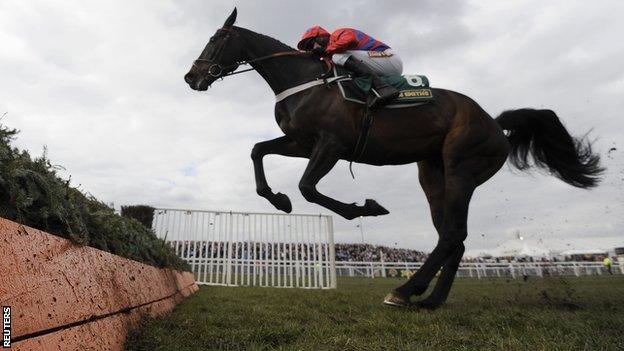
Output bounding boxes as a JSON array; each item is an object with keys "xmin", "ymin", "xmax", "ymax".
[{"xmin": 312, "ymin": 45, "xmax": 326, "ymax": 56}]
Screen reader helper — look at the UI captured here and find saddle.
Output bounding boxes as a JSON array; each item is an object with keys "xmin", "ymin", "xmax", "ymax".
[{"xmin": 332, "ymin": 67, "xmax": 434, "ymax": 108}]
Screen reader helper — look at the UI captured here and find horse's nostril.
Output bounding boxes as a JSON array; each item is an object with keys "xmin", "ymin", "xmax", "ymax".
[{"xmin": 184, "ymin": 73, "xmax": 195, "ymax": 84}]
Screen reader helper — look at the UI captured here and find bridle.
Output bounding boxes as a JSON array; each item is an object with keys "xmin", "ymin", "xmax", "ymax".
[{"xmin": 192, "ymin": 27, "xmax": 314, "ymax": 81}]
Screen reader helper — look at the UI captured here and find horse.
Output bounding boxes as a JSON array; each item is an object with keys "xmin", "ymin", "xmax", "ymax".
[{"xmin": 184, "ymin": 9, "xmax": 603, "ymax": 309}]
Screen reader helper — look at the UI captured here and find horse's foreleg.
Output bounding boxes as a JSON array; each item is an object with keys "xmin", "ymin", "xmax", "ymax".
[
  {"xmin": 298, "ymin": 133, "xmax": 389, "ymax": 220},
  {"xmin": 251, "ymin": 136, "xmax": 309, "ymax": 213}
]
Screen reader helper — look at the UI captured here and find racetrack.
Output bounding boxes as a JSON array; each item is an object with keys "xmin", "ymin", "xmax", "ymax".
[{"xmin": 126, "ymin": 276, "xmax": 624, "ymax": 350}]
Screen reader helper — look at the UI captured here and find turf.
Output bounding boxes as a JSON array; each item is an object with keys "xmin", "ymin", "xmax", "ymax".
[{"xmin": 126, "ymin": 276, "xmax": 624, "ymax": 351}]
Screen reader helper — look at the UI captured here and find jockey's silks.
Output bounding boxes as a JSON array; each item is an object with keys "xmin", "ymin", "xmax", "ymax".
[
  {"xmin": 326, "ymin": 28, "xmax": 390, "ymax": 54},
  {"xmin": 297, "ymin": 26, "xmax": 390, "ymax": 54}
]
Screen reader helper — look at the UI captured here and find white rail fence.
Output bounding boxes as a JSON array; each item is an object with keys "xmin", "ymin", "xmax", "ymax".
[
  {"xmin": 336, "ymin": 261, "xmax": 623, "ymax": 279},
  {"xmin": 151, "ymin": 208, "xmax": 619, "ymax": 285},
  {"xmin": 152, "ymin": 208, "xmax": 337, "ymax": 289}
]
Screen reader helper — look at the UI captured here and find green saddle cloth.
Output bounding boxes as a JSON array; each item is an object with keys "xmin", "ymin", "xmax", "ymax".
[{"xmin": 353, "ymin": 74, "xmax": 433, "ymax": 103}]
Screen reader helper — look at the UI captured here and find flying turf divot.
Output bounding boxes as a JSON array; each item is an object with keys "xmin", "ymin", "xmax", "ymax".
[{"xmin": 0, "ymin": 217, "xmax": 198, "ymax": 350}]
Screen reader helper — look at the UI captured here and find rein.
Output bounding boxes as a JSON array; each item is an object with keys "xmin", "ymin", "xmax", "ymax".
[
  {"xmin": 195, "ymin": 27, "xmax": 371, "ymax": 178},
  {"xmin": 193, "ymin": 29, "xmax": 313, "ymax": 80}
]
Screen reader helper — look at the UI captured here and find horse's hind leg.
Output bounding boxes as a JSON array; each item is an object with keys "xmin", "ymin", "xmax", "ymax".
[
  {"xmin": 417, "ymin": 158, "xmax": 446, "ymax": 232},
  {"xmin": 388, "ymin": 169, "xmax": 475, "ymax": 305},
  {"xmin": 409, "ymin": 158, "xmax": 466, "ymax": 309},
  {"xmin": 251, "ymin": 136, "xmax": 309, "ymax": 213},
  {"xmin": 387, "ymin": 151, "xmax": 507, "ymax": 308},
  {"xmin": 417, "ymin": 152, "xmax": 507, "ymax": 307},
  {"xmin": 416, "ymin": 243, "xmax": 465, "ymax": 309},
  {"xmin": 385, "ymin": 158, "xmax": 467, "ymax": 308},
  {"xmin": 384, "ymin": 170, "xmax": 476, "ymax": 305},
  {"xmin": 298, "ymin": 132, "xmax": 389, "ymax": 220},
  {"xmin": 383, "ymin": 158, "xmax": 447, "ymax": 307}
]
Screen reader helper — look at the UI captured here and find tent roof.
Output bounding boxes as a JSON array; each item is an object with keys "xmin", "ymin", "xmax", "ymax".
[
  {"xmin": 480, "ymin": 240, "xmax": 551, "ymax": 258},
  {"xmin": 560, "ymin": 249, "xmax": 607, "ymax": 255}
]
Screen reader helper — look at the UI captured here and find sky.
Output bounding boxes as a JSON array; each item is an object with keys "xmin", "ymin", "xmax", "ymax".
[{"xmin": 1, "ymin": 0, "xmax": 622, "ymax": 256}]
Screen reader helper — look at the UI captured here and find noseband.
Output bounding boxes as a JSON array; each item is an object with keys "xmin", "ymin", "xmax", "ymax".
[
  {"xmin": 193, "ymin": 60, "xmax": 226, "ymax": 77},
  {"xmin": 193, "ymin": 28, "xmax": 313, "ymax": 82},
  {"xmin": 192, "ymin": 28, "xmax": 236, "ymax": 78}
]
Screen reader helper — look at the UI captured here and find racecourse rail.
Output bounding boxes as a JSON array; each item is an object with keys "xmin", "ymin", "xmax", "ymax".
[
  {"xmin": 152, "ymin": 208, "xmax": 621, "ymax": 288},
  {"xmin": 333, "ymin": 260, "xmax": 623, "ymax": 279},
  {"xmin": 152, "ymin": 208, "xmax": 337, "ymax": 289}
]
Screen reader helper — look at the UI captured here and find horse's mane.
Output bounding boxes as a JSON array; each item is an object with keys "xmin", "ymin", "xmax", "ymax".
[{"xmin": 233, "ymin": 26, "xmax": 296, "ymax": 52}]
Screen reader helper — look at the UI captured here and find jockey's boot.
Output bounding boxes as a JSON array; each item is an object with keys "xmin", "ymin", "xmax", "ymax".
[{"xmin": 343, "ymin": 57, "xmax": 400, "ymax": 109}]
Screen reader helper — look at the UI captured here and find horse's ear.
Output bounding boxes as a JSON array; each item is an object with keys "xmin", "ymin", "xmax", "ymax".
[{"xmin": 223, "ymin": 7, "xmax": 237, "ymax": 28}]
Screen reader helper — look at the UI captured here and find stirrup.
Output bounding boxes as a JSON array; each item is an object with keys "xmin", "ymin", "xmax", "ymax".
[{"xmin": 366, "ymin": 94, "xmax": 381, "ymax": 109}]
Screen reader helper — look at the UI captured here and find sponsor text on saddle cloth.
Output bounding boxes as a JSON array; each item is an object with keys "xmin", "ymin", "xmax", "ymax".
[
  {"xmin": 334, "ymin": 66, "xmax": 434, "ymax": 108},
  {"xmin": 274, "ymin": 63, "xmax": 434, "ymax": 108}
]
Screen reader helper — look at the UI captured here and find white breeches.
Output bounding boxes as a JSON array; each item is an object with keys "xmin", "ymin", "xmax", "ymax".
[{"xmin": 332, "ymin": 49, "xmax": 403, "ymax": 75}]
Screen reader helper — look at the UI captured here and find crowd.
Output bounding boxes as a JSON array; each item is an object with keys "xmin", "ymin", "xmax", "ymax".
[
  {"xmin": 169, "ymin": 240, "xmax": 618, "ymax": 264},
  {"xmin": 334, "ymin": 243, "xmax": 427, "ymax": 262},
  {"xmin": 170, "ymin": 241, "xmax": 332, "ymax": 261},
  {"xmin": 170, "ymin": 241, "xmax": 429, "ymax": 262}
]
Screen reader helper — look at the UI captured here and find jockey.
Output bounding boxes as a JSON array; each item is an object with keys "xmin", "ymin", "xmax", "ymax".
[{"xmin": 298, "ymin": 26, "xmax": 403, "ymax": 108}]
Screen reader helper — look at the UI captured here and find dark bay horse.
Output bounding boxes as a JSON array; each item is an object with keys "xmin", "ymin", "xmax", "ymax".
[{"xmin": 184, "ymin": 9, "xmax": 603, "ymax": 308}]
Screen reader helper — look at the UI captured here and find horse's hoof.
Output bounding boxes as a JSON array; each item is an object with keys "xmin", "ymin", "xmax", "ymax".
[
  {"xmin": 383, "ymin": 291, "xmax": 411, "ymax": 307},
  {"xmin": 364, "ymin": 199, "xmax": 389, "ymax": 217},
  {"xmin": 271, "ymin": 192, "xmax": 292, "ymax": 213}
]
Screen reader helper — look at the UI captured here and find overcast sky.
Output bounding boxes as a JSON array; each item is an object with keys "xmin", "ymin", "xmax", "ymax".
[{"xmin": 1, "ymin": 0, "xmax": 622, "ymax": 256}]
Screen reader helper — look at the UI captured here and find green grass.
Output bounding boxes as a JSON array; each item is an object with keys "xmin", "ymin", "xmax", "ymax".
[{"xmin": 126, "ymin": 276, "xmax": 624, "ymax": 351}]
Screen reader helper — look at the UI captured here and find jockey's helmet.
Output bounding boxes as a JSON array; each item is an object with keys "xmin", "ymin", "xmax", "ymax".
[{"xmin": 297, "ymin": 26, "xmax": 330, "ymax": 51}]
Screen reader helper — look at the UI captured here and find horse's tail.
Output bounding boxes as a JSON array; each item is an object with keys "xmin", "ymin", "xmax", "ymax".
[{"xmin": 495, "ymin": 108, "xmax": 604, "ymax": 188}]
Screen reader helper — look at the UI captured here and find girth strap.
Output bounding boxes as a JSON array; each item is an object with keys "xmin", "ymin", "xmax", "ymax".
[
  {"xmin": 348, "ymin": 103, "xmax": 374, "ymax": 179},
  {"xmin": 274, "ymin": 70, "xmax": 374, "ymax": 179},
  {"xmin": 275, "ymin": 76, "xmax": 348, "ymax": 102}
]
